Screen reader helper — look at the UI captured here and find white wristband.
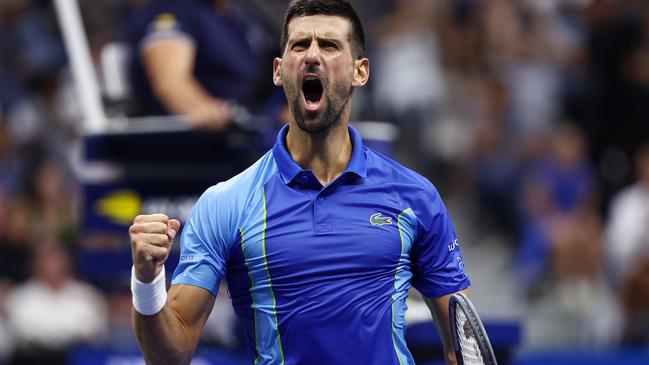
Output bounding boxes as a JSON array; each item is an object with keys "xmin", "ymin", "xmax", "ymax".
[{"xmin": 131, "ymin": 266, "xmax": 167, "ymax": 315}]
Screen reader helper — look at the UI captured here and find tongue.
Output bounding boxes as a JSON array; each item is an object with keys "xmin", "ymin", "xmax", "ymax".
[
  {"xmin": 304, "ymin": 97, "xmax": 320, "ymax": 112},
  {"xmin": 303, "ymin": 93, "xmax": 322, "ymax": 113},
  {"xmin": 305, "ymin": 89, "xmax": 321, "ymax": 103}
]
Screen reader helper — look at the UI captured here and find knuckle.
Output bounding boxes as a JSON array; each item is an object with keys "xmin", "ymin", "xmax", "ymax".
[
  {"xmin": 132, "ymin": 239, "xmax": 146, "ymax": 251},
  {"xmin": 148, "ymin": 234, "xmax": 168, "ymax": 246}
]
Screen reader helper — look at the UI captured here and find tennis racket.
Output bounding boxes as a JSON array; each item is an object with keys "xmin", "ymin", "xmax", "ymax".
[{"xmin": 448, "ymin": 293, "xmax": 497, "ymax": 365}]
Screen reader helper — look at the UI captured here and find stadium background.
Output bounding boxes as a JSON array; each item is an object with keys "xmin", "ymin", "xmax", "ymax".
[{"xmin": 0, "ymin": 0, "xmax": 649, "ymax": 364}]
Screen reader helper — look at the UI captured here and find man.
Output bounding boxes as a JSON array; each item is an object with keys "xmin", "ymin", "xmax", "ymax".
[
  {"xmin": 129, "ymin": 0, "xmax": 269, "ymax": 129},
  {"xmin": 129, "ymin": 1, "xmax": 470, "ymax": 364}
]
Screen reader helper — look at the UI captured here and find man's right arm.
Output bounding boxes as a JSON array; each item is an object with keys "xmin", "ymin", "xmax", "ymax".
[
  {"xmin": 133, "ymin": 284, "xmax": 215, "ymax": 365},
  {"xmin": 129, "ymin": 214, "xmax": 215, "ymax": 365}
]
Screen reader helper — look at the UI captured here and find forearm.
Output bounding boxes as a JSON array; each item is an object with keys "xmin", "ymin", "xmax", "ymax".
[
  {"xmin": 424, "ymin": 290, "xmax": 470, "ymax": 365},
  {"xmin": 153, "ymin": 76, "xmax": 219, "ymax": 115},
  {"xmin": 432, "ymin": 309, "xmax": 457, "ymax": 365},
  {"xmin": 133, "ymin": 305, "xmax": 196, "ymax": 365},
  {"xmin": 429, "ymin": 303, "xmax": 457, "ymax": 365},
  {"xmin": 130, "ymin": 216, "xmax": 214, "ymax": 365}
]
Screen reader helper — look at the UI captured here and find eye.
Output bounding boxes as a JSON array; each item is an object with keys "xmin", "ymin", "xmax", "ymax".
[
  {"xmin": 292, "ymin": 41, "xmax": 309, "ymax": 51},
  {"xmin": 319, "ymin": 40, "xmax": 338, "ymax": 51}
]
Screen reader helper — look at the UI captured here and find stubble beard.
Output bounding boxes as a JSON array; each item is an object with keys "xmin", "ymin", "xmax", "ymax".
[{"xmin": 288, "ymin": 82, "xmax": 351, "ymax": 135}]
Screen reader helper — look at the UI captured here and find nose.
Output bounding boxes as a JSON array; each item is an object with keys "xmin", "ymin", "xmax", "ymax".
[{"xmin": 304, "ymin": 41, "xmax": 321, "ymax": 67}]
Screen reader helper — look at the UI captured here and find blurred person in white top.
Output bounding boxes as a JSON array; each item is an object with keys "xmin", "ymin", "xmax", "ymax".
[
  {"xmin": 606, "ymin": 144, "xmax": 649, "ymax": 344},
  {"xmin": 606, "ymin": 144, "xmax": 649, "ymax": 283},
  {"xmin": 5, "ymin": 242, "xmax": 108, "ymax": 364}
]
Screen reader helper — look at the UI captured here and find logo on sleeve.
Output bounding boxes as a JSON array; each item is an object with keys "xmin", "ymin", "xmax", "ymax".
[
  {"xmin": 370, "ymin": 212, "xmax": 392, "ymax": 226},
  {"xmin": 152, "ymin": 13, "xmax": 179, "ymax": 32},
  {"xmin": 448, "ymin": 238, "xmax": 460, "ymax": 252},
  {"xmin": 180, "ymin": 255, "xmax": 198, "ymax": 263}
]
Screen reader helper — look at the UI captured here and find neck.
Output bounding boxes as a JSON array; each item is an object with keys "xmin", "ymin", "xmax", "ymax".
[{"xmin": 286, "ymin": 121, "xmax": 352, "ymax": 186}]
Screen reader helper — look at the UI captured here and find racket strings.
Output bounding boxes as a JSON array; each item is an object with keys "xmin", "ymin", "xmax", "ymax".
[{"xmin": 455, "ymin": 306, "xmax": 485, "ymax": 365}]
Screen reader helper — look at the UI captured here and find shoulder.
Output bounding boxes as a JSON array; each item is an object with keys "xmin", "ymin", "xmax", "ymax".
[
  {"xmin": 365, "ymin": 148, "xmax": 442, "ymax": 205},
  {"xmin": 205, "ymin": 150, "xmax": 276, "ymax": 199},
  {"xmin": 185, "ymin": 151, "xmax": 277, "ymax": 242},
  {"xmin": 131, "ymin": 0, "xmax": 203, "ymax": 39},
  {"xmin": 611, "ymin": 184, "xmax": 646, "ymax": 212},
  {"xmin": 136, "ymin": 0, "xmax": 202, "ymax": 20},
  {"xmin": 194, "ymin": 150, "xmax": 277, "ymax": 216}
]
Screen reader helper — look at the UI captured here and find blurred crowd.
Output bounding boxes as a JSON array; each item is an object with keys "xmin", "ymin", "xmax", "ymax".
[{"xmin": 0, "ymin": 0, "xmax": 649, "ymax": 363}]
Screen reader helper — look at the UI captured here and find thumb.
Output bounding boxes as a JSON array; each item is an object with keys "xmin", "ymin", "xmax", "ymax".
[{"xmin": 168, "ymin": 219, "xmax": 181, "ymax": 239}]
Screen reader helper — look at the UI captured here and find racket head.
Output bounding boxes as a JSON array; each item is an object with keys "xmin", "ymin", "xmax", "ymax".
[{"xmin": 448, "ymin": 293, "xmax": 498, "ymax": 365}]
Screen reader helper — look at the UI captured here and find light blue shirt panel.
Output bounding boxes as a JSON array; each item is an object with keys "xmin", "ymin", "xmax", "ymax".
[{"xmin": 171, "ymin": 151, "xmax": 278, "ymax": 295}]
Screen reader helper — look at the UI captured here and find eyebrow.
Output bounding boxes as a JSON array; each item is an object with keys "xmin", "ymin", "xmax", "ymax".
[{"xmin": 288, "ymin": 33, "xmax": 346, "ymax": 46}]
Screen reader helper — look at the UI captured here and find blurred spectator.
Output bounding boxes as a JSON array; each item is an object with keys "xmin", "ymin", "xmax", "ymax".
[
  {"xmin": 0, "ymin": 315, "xmax": 13, "ymax": 365},
  {"xmin": 606, "ymin": 144, "xmax": 649, "ymax": 345},
  {"xmin": 517, "ymin": 123, "xmax": 620, "ymax": 346},
  {"xmin": 12, "ymin": 157, "xmax": 79, "ymax": 249},
  {"xmin": 105, "ymin": 287, "xmax": 139, "ymax": 351},
  {"xmin": 5, "ymin": 242, "xmax": 108, "ymax": 365},
  {"xmin": 568, "ymin": 0, "xmax": 649, "ymax": 203},
  {"xmin": 484, "ymin": 0, "xmax": 572, "ymax": 140},
  {"xmin": 517, "ymin": 123, "xmax": 602, "ymax": 291},
  {"xmin": 372, "ymin": 0, "xmax": 445, "ymax": 171},
  {"xmin": 0, "ymin": 0, "xmax": 71, "ymax": 143},
  {"xmin": 470, "ymin": 76, "xmax": 522, "ymax": 237},
  {"xmin": 0, "ymin": 0, "xmax": 66, "ymax": 96},
  {"xmin": 0, "ymin": 117, "xmax": 19, "ymax": 192},
  {"xmin": 0, "ymin": 189, "xmax": 32, "ymax": 287},
  {"xmin": 128, "ymin": 0, "xmax": 279, "ymax": 129}
]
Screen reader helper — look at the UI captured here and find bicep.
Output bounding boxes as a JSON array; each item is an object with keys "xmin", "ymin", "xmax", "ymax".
[
  {"xmin": 141, "ymin": 38, "xmax": 196, "ymax": 86},
  {"xmin": 167, "ymin": 284, "xmax": 216, "ymax": 345}
]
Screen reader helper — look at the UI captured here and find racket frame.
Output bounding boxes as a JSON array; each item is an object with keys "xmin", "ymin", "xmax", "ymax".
[{"xmin": 448, "ymin": 292, "xmax": 498, "ymax": 365}]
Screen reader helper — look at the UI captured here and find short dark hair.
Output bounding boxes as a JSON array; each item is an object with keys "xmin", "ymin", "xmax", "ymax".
[{"xmin": 280, "ymin": 0, "xmax": 366, "ymax": 59}]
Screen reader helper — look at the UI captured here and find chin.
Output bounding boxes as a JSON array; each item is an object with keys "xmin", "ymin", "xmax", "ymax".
[
  {"xmin": 296, "ymin": 118, "xmax": 334, "ymax": 134},
  {"xmin": 296, "ymin": 112, "xmax": 343, "ymax": 134}
]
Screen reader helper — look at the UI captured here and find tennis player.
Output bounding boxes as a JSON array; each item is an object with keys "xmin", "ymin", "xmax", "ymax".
[{"xmin": 129, "ymin": 1, "xmax": 470, "ymax": 364}]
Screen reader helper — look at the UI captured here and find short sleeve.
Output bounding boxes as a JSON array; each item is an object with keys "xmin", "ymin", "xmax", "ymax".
[
  {"xmin": 138, "ymin": 5, "xmax": 198, "ymax": 51},
  {"xmin": 411, "ymin": 190, "xmax": 470, "ymax": 297},
  {"xmin": 171, "ymin": 185, "xmax": 237, "ymax": 296}
]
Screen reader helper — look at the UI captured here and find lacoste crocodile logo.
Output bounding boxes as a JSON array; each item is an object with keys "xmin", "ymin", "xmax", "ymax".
[{"xmin": 370, "ymin": 213, "xmax": 392, "ymax": 226}]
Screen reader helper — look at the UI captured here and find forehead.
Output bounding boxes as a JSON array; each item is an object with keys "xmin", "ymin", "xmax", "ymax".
[{"xmin": 286, "ymin": 14, "xmax": 351, "ymax": 41}]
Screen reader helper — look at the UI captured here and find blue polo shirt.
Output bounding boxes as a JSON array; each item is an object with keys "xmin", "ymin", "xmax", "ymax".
[{"xmin": 172, "ymin": 125, "xmax": 470, "ymax": 365}]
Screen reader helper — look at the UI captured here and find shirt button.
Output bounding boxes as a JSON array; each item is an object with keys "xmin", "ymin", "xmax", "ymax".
[{"xmin": 318, "ymin": 196, "xmax": 325, "ymax": 202}]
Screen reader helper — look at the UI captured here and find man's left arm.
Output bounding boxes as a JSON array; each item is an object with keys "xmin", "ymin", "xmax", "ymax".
[
  {"xmin": 408, "ymin": 185, "xmax": 471, "ymax": 365},
  {"xmin": 423, "ymin": 290, "xmax": 469, "ymax": 365}
]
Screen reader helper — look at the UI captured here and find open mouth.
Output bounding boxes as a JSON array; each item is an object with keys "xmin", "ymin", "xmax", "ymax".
[{"xmin": 302, "ymin": 75, "xmax": 323, "ymax": 110}]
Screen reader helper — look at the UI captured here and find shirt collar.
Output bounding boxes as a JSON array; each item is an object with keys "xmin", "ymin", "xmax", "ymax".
[{"xmin": 272, "ymin": 124, "xmax": 368, "ymax": 185}]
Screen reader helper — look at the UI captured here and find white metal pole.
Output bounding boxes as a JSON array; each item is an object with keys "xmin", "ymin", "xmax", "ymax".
[{"xmin": 54, "ymin": 0, "xmax": 106, "ymax": 134}]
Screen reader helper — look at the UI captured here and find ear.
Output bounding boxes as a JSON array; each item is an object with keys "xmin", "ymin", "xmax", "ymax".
[
  {"xmin": 273, "ymin": 57, "xmax": 283, "ymax": 86},
  {"xmin": 352, "ymin": 57, "xmax": 370, "ymax": 87}
]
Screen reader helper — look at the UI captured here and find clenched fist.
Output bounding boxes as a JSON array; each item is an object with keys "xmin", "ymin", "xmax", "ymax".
[{"xmin": 129, "ymin": 214, "xmax": 181, "ymax": 283}]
